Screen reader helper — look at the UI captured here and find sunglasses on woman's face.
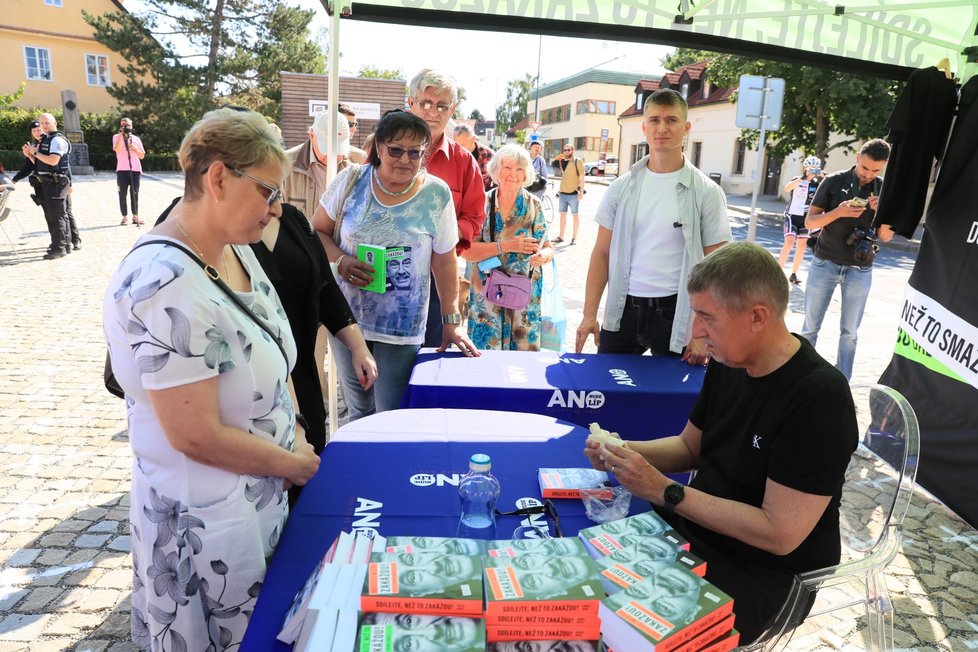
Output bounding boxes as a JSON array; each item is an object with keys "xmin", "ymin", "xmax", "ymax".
[{"xmin": 384, "ymin": 145, "xmax": 424, "ymax": 161}]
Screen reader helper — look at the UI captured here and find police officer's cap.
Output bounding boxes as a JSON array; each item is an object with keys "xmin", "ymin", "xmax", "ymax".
[{"xmin": 29, "ymin": 120, "xmax": 41, "ymax": 129}]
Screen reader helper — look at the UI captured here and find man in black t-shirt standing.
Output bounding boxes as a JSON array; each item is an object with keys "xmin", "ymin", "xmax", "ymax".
[
  {"xmin": 800, "ymin": 139, "xmax": 892, "ymax": 379},
  {"xmin": 587, "ymin": 242, "xmax": 857, "ymax": 645}
]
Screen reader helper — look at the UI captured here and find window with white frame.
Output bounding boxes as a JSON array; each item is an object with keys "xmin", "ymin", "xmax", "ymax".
[
  {"xmin": 44, "ymin": 0, "xmax": 63, "ymax": 6},
  {"xmin": 86, "ymin": 54, "xmax": 110, "ymax": 86},
  {"xmin": 24, "ymin": 47, "xmax": 52, "ymax": 81}
]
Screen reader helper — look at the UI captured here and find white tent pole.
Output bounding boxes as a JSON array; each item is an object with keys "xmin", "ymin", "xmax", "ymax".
[{"xmin": 325, "ymin": 0, "xmax": 344, "ymax": 437}]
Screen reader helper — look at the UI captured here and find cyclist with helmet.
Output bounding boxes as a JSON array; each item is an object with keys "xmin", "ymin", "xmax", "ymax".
[{"xmin": 778, "ymin": 155, "xmax": 824, "ymax": 285}]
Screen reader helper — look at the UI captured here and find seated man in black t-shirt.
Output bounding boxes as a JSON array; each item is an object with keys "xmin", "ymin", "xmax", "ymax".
[{"xmin": 587, "ymin": 242, "xmax": 857, "ymax": 645}]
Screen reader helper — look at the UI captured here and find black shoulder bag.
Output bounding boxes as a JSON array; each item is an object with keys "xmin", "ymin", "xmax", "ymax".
[{"xmin": 104, "ymin": 239, "xmax": 287, "ymax": 399}]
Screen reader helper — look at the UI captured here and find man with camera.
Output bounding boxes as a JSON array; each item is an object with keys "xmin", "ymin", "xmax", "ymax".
[
  {"xmin": 113, "ymin": 117, "xmax": 146, "ymax": 225},
  {"xmin": 800, "ymin": 139, "xmax": 892, "ymax": 380},
  {"xmin": 24, "ymin": 113, "xmax": 72, "ymax": 260}
]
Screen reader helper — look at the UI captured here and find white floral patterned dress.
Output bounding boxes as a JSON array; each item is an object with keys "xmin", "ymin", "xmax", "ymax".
[{"xmin": 103, "ymin": 236, "xmax": 297, "ymax": 651}]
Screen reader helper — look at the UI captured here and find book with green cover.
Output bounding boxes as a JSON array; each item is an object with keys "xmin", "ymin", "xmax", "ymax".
[
  {"xmin": 382, "ymin": 535, "xmax": 486, "ymax": 556},
  {"xmin": 486, "ymin": 537, "xmax": 586, "ymax": 558},
  {"xmin": 592, "ymin": 536, "xmax": 706, "ymax": 594},
  {"xmin": 578, "ymin": 511, "xmax": 688, "ymax": 558},
  {"xmin": 357, "ymin": 243, "xmax": 386, "ymax": 293},
  {"xmin": 483, "ymin": 554, "xmax": 604, "ymax": 627},
  {"xmin": 357, "ymin": 614, "xmax": 486, "ymax": 652},
  {"xmin": 599, "ymin": 562, "xmax": 734, "ymax": 652},
  {"xmin": 361, "ymin": 552, "xmax": 484, "ymax": 616}
]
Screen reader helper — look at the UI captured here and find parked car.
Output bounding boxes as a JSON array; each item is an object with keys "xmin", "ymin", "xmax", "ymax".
[{"xmin": 584, "ymin": 156, "xmax": 618, "ymax": 176}]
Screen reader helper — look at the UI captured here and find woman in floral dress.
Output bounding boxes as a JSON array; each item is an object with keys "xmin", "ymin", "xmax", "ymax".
[
  {"xmin": 465, "ymin": 144, "xmax": 555, "ymax": 350},
  {"xmin": 103, "ymin": 109, "xmax": 320, "ymax": 651}
]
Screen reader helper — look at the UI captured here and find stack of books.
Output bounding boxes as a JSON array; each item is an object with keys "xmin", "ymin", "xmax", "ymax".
[
  {"xmin": 358, "ymin": 535, "xmax": 488, "ymax": 651},
  {"xmin": 483, "ymin": 553, "xmax": 604, "ymax": 643},
  {"xmin": 599, "ymin": 561, "xmax": 737, "ymax": 652},
  {"xmin": 578, "ymin": 511, "xmax": 688, "ymax": 558},
  {"xmin": 485, "ymin": 536, "xmax": 588, "ymax": 558},
  {"xmin": 278, "ymin": 530, "xmax": 384, "ymax": 652}
]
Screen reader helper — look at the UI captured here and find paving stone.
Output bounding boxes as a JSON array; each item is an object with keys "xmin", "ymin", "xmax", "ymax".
[
  {"xmin": 27, "ymin": 638, "xmax": 78, "ymax": 652},
  {"xmin": 41, "ymin": 612, "xmax": 103, "ymax": 635},
  {"xmin": 106, "ymin": 643, "xmax": 142, "ymax": 652},
  {"xmin": 75, "ymin": 534, "xmax": 111, "ymax": 549},
  {"xmin": 3, "ymin": 549, "xmax": 40, "ymax": 566},
  {"xmin": 87, "ymin": 520, "xmax": 119, "ymax": 534},
  {"xmin": 38, "ymin": 532, "xmax": 76, "ymax": 547},
  {"xmin": 16, "ymin": 587, "xmax": 63, "ymax": 613},
  {"xmin": 92, "ymin": 613, "xmax": 130, "ymax": 639},
  {"xmin": 36, "ymin": 549, "xmax": 70, "ymax": 566},
  {"xmin": 55, "ymin": 589, "xmax": 122, "ymax": 614},
  {"xmin": 65, "ymin": 568, "xmax": 105, "ymax": 587},
  {"xmin": 106, "ymin": 536, "xmax": 131, "ymax": 553},
  {"xmin": 0, "ymin": 614, "xmax": 51, "ymax": 641},
  {"xmin": 0, "ymin": 589, "xmax": 28, "ymax": 612},
  {"xmin": 69, "ymin": 641, "xmax": 109, "ymax": 652}
]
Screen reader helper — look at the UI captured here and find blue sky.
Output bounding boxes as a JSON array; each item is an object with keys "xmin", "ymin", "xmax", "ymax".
[{"xmin": 295, "ymin": 2, "xmax": 673, "ymax": 117}]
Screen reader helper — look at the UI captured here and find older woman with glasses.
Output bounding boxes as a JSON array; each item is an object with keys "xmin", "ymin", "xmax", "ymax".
[
  {"xmin": 464, "ymin": 144, "xmax": 554, "ymax": 351},
  {"xmin": 103, "ymin": 108, "xmax": 321, "ymax": 651},
  {"xmin": 312, "ymin": 109, "xmax": 479, "ymax": 422}
]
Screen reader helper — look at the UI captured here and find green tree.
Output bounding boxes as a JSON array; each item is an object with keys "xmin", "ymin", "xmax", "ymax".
[
  {"xmin": 1, "ymin": 84, "xmax": 25, "ymax": 108},
  {"xmin": 468, "ymin": 109, "xmax": 485, "ymax": 121},
  {"xmin": 84, "ymin": 0, "xmax": 324, "ymax": 152},
  {"xmin": 659, "ymin": 49, "xmax": 899, "ymax": 162},
  {"xmin": 495, "ymin": 74, "xmax": 535, "ymax": 136},
  {"xmin": 357, "ymin": 66, "xmax": 404, "ymax": 80}
]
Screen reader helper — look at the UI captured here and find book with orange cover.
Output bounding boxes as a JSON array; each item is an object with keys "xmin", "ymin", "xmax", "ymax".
[
  {"xmin": 696, "ymin": 628, "xmax": 739, "ymax": 652},
  {"xmin": 679, "ymin": 613, "xmax": 735, "ymax": 652},
  {"xmin": 537, "ymin": 467, "xmax": 610, "ymax": 498},
  {"xmin": 361, "ymin": 552, "xmax": 483, "ymax": 616},
  {"xmin": 486, "ymin": 621, "xmax": 601, "ymax": 642},
  {"xmin": 483, "ymin": 555, "xmax": 603, "ymax": 629},
  {"xmin": 599, "ymin": 562, "xmax": 734, "ymax": 652},
  {"xmin": 578, "ymin": 511, "xmax": 689, "ymax": 558},
  {"xmin": 488, "ymin": 641, "xmax": 600, "ymax": 652}
]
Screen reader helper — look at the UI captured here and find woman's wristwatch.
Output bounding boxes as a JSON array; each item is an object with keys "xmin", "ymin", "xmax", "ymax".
[{"xmin": 442, "ymin": 313, "xmax": 462, "ymax": 325}]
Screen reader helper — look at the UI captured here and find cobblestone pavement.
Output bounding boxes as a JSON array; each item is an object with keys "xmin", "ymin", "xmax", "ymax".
[{"xmin": 1, "ymin": 174, "xmax": 976, "ymax": 651}]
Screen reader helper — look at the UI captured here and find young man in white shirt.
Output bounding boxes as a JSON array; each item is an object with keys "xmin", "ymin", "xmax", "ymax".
[{"xmin": 576, "ymin": 89, "xmax": 730, "ymax": 365}]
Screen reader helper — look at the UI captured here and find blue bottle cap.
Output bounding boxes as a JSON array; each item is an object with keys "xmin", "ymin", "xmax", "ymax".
[{"xmin": 469, "ymin": 453, "xmax": 491, "ymax": 472}]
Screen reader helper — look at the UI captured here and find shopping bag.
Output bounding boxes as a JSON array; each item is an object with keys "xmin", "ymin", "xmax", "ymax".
[{"xmin": 540, "ymin": 258, "xmax": 567, "ymax": 352}]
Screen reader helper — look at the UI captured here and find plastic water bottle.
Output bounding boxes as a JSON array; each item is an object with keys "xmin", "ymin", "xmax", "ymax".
[{"xmin": 457, "ymin": 453, "xmax": 500, "ymax": 540}]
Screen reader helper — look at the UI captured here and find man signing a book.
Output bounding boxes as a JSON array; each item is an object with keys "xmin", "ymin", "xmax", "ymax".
[{"xmin": 585, "ymin": 242, "xmax": 858, "ymax": 645}]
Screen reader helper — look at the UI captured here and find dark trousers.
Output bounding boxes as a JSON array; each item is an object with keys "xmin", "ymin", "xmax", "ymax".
[
  {"xmin": 422, "ymin": 279, "xmax": 443, "ymax": 347},
  {"xmin": 117, "ymin": 170, "xmax": 141, "ymax": 216},
  {"xmin": 40, "ymin": 179, "xmax": 70, "ymax": 253},
  {"xmin": 598, "ymin": 294, "xmax": 678, "ymax": 356},
  {"xmin": 66, "ymin": 195, "xmax": 79, "ymax": 244}
]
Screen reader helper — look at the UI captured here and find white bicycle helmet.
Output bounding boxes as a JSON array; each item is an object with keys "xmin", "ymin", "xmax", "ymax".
[{"xmin": 803, "ymin": 155, "xmax": 822, "ymax": 168}]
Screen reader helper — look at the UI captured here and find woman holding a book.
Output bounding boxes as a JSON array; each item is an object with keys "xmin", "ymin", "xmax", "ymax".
[
  {"xmin": 312, "ymin": 109, "xmax": 478, "ymax": 421},
  {"xmin": 463, "ymin": 144, "xmax": 555, "ymax": 351}
]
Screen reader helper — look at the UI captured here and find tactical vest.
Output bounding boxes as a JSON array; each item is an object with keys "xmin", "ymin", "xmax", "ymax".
[{"xmin": 35, "ymin": 131, "xmax": 72, "ymax": 176}]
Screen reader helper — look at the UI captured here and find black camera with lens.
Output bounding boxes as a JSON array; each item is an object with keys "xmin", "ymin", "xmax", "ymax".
[
  {"xmin": 847, "ymin": 226, "xmax": 878, "ymax": 264},
  {"xmin": 120, "ymin": 123, "xmax": 132, "ymax": 134}
]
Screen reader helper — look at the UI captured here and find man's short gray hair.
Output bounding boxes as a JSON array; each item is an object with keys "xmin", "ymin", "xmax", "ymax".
[
  {"xmin": 686, "ymin": 242, "xmax": 788, "ymax": 317},
  {"xmin": 453, "ymin": 123, "xmax": 474, "ymax": 137},
  {"xmin": 409, "ymin": 69, "xmax": 458, "ymax": 104}
]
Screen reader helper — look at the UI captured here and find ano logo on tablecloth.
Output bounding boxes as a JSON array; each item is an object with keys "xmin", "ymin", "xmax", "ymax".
[
  {"xmin": 410, "ymin": 473, "xmax": 462, "ymax": 487},
  {"xmin": 547, "ymin": 390, "xmax": 605, "ymax": 409}
]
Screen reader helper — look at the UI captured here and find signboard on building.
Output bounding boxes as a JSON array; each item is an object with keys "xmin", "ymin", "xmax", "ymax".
[{"xmin": 308, "ymin": 100, "xmax": 382, "ymax": 119}]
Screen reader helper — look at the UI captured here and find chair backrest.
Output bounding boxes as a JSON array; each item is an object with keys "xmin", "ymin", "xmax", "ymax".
[{"xmin": 839, "ymin": 383, "xmax": 920, "ymax": 555}]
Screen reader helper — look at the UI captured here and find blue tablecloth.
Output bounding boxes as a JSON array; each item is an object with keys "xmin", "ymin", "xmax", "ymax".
[
  {"xmin": 403, "ymin": 349, "xmax": 705, "ymax": 440},
  {"xmin": 242, "ymin": 409, "xmax": 643, "ymax": 650}
]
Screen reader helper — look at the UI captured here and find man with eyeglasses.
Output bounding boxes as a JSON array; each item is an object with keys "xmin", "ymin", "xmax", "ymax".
[
  {"xmin": 338, "ymin": 102, "xmax": 367, "ymax": 164},
  {"xmin": 554, "ymin": 144, "xmax": 585, "ymax": 245},
  {"xmin": 407, "ymin": 68, "xmax": 487, "ymax": 346}
]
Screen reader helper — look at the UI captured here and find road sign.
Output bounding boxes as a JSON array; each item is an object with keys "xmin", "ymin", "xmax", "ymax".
[
  {"xmin": 600, "ymin": 128, "xmax": 609, "ymax": 142},
  {"xmin": 529, "ymin": 121, "xmax": 542, "ymax": 132},
  {"xmin": 735, "ymin": 76, "xmax": 785, "ymax": 131},
  {"xmin": 528, "ymin": 133, "xmax": 540, "ymax": 142}
]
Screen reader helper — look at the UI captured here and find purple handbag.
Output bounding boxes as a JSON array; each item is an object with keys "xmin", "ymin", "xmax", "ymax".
[{"xmin": 484, "ymin": 269, "xmax": 532, "ymax": 310}]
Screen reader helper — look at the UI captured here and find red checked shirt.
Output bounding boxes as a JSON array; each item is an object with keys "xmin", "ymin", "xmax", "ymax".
[{"xmin": 426, "ymin": 133, "xmax": 487, "ymax": 253}]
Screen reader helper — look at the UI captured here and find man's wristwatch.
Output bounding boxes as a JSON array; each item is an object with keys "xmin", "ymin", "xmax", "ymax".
[
  {"xmin": 662, "ymin": 482, "xmax": 686, "ymax": 513},
  {"xmin": 441, "ymin": 313, "xmax": 462, "ymax": 325}
]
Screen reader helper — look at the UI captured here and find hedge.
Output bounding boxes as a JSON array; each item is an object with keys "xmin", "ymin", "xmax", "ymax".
[{"xmin": 0, "ymin": 106, "xmax": 178, "ymax": 172}]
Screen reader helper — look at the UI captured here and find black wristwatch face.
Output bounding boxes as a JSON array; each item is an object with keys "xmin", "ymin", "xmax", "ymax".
[{"xmin": 664, "ymin": 483, "xmax": 685, "ymax": 509}]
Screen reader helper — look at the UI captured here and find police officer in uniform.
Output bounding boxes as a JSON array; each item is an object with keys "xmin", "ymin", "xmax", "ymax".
[{"xmin": 26, "ymin": 113, "xmax": 72, "ymax": 259}]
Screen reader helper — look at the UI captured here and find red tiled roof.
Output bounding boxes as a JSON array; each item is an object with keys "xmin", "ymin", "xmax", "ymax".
[
  {"xmin": 506, "ymin": 115, "xmax": 530, "ymax": 137},
  {"xmin": 635, "ymin": 79, "xmax": 660, "ymax": 92}
]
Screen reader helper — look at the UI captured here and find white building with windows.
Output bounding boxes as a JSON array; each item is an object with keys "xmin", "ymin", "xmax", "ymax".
[{"xmin": 0, "ymin": 0, "xmax": 134, "ymax": 113}]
